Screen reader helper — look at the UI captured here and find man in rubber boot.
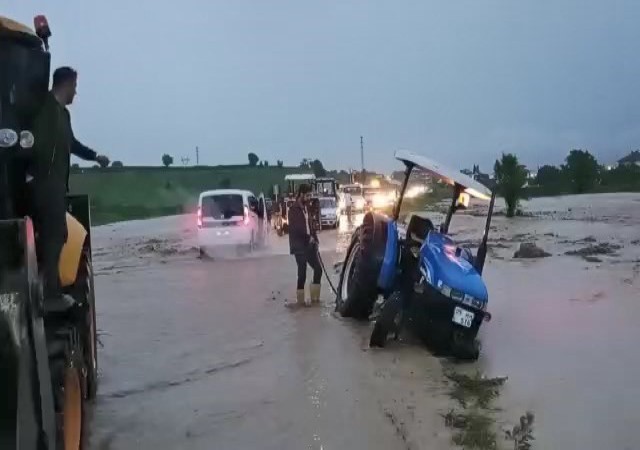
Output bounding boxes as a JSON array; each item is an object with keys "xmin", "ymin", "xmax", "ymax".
[
  {"xmin": 30, "ymin": 66, "xmax": 109, "ymax": 310},
  {"xmin": 287, "ymin": 184, "xmax": 322, "ymax": 308}
]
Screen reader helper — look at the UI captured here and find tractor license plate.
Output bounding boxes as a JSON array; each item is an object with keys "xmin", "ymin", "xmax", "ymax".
[{"xmin": 452, "ymin": 307, "xmax": 474, "ymax": 328}]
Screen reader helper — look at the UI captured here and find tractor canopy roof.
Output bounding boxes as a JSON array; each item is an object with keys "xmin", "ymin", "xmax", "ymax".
[
  {"xmin": 284, "ymin": 173, "xmax": 315, "ymax": 181},
  {"xmin": 0, "ymin": 16, "xmax": 43, "ymax": 47},
  {"xmin": 0, "ymin": 16, "xmax": 37, "ymax": 37},
  {"xmin": 395, "ymin": 150, "xmax": 492, "ymax": 201}
]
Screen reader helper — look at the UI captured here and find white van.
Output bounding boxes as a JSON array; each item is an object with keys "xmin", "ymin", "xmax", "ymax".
[{"xmin": 197, "ymin": 189, "xmax": 268, "ymax": 255}]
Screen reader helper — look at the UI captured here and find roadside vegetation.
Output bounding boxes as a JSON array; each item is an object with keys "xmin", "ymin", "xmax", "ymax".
[
  {"xmin": 525, "ymin": 149, "xmax": 640, "ymax": 197},
  {"xmin": 70, "ymin": 152, "xmax": 359, "ymax": 225},
  {"xmin": 70, "ymin": 164, "xmax": 303, "ymax": 225},
  {"xmin": 493, "ymin": 153, "xmax": 528, "ymax": 217},
  {"xmin": 73, "ymin": 147, "xmax": 640, "ymax": 225},
  {"xmin": 442, "ymin": 370, "xmax": 535, "ymax": 450}
]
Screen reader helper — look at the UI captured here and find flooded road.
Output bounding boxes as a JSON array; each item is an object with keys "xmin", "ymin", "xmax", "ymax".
[
  {"xmin": 448, "ymin": 193, "xmax": 640, "ymax": 449},
  {"xmin": 87, "ymin": 215, "xmax": 453, "ymax": 450},
  {"xmin": 87, "ymin": 194, "xmax": 640, "ymax": 449}
]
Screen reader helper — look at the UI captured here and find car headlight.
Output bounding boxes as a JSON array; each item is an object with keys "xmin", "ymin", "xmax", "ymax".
[
  {"xmin": 0, "ymin": 129, "xmax": 18, "ymax": 148},
  {"xmin": 20, "ymin": 130, "xmax": 35, "ymax": 149}
]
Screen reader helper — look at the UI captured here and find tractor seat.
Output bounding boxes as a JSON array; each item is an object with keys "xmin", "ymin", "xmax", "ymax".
[
  {"xmin": 406, "ymin": 215, "xmax": 435, "ymax": 246},
  {"xmin": 457, "ymin": 246, "xmax": 475, "ymax": 265}
]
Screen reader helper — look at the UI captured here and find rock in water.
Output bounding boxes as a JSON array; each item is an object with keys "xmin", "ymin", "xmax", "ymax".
[{"xmin": 514, "ymin": 242, "xmax": 551, "ymax": 259}]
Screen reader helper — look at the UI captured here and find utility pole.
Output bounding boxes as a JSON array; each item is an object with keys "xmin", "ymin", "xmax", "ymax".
[
  {"xmin": 195, "ymin": 146, "xmax": 199, "ymax": 166},
  {"xmin": 360, "ymin": 136, "xmax": 366, "ymax": 185},
  {"xmin": 360, "ymin": 136, "xmax": 365, "ymax": 173}
]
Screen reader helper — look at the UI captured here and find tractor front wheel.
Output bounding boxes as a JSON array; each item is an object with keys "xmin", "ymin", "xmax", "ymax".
[
  {"xmin": 336, "ymin": 213, "xmax": 387, "ymax": 319},
  {"xmin": 370, "ymin": 292, "xmax": 403, "ymax": 347}
]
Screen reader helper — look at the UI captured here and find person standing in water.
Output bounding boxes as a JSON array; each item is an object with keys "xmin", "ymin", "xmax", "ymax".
[{"xmin": 287, "ymin": 184, "xmax": 322, "ymax": 308}]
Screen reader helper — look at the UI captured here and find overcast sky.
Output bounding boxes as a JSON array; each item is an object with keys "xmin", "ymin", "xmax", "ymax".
[{"xmin": 5, "ymin": 0, "xmax": 640, "ymax": 173}]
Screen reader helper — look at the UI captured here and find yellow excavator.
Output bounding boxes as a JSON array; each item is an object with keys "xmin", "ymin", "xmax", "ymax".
[{"xmin": 0, "ymin": 15, "xmax": 98, "ymax": 449}]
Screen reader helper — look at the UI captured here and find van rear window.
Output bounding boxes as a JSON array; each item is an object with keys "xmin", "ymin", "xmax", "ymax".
[{"xmin": 202, "ymin": 194, "xmax": 244, "ymax": 220}]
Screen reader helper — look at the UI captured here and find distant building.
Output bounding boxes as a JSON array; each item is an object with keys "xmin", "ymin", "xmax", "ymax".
[
  {"xmin": 461, "ymin": 168, "xmax": 474, "ymax": 177},
  {"xmin": 618, "ymin": 150, "xmax": 640, "ymax": 167},
  {"xmin": 461, "ymin": 165, "xmax": 492, "ymax": 189}
]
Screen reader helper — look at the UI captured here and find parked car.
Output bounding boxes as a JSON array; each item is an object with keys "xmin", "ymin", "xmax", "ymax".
[{"xmin": 197, "ymin": 189, "xmax": 268, "ymax": 256}]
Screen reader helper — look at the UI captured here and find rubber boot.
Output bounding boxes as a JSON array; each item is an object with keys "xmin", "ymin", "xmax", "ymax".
[
  {"xmin": 286, "ymin": 289, "xmax": 306, "ymax": 309},
  {"xmin": 310, "ymin": 284, "xmax": 321, "ymax": 305}
]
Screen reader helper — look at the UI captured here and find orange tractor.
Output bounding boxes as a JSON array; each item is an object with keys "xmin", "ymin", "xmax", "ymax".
[{"xmin": 0, "ymin": 15, "xmax": 98, "ymax": 449}]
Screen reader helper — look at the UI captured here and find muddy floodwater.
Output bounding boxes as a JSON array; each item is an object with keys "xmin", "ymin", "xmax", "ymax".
[{"xmin": 87, "ymin": 193, "xmax": 640, "ymax": 450}]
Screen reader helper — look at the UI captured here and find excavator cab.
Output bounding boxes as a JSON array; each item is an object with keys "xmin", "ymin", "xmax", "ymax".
[{"xmin": 0, "ymin": 15, "xmax": 98, "ymax": 450}]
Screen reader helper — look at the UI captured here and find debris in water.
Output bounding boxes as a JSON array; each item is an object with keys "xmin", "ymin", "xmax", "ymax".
[
  {"xmin": 570, "ymin": 291, "xmax": 605, "ymax": 303},
  {"xmin": 504, "ymin": 411, "xmax": 535, "ymax": 450},
  {"xmin": 565, "ymin": 242, "xmax": 621, "ymax": 260},
  {"xmin": 442, "ymin": 371, "xmax": 507, "ymax": 449},
  {"xmin": 513, "ymin": 243, "xmax": 551, "ymax": 259},
  {"xmin": 443, "ymin": 409, "xmax": 497, "ymax": 450},
  {"xmin": 445, "ymin": 371, "xmax": 508, "ymax": 409}
]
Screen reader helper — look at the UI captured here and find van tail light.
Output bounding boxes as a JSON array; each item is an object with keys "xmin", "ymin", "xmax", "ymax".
[
  {"xmin": 197, "ymin": 206, "xmax": 203, "ymax": 228},
  {"xmin": 244, "ymin": 205, "xmax": 250, "ymax": 225}
]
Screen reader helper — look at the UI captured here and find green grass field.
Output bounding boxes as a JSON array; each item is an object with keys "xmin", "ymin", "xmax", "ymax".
[{"xmin": 69, "ymin": 166, "xmax": 306, "ymax": 225}]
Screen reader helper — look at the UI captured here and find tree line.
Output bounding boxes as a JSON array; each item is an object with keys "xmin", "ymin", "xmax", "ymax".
[{"xmin": 494, "ymin": 149, "xmax": 640, "ymax": 217}]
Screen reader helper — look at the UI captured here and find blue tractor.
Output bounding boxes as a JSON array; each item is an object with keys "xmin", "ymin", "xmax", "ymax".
[{"xmin": 334, "ymin": 150, "xmax": 496, "ymax": 360}]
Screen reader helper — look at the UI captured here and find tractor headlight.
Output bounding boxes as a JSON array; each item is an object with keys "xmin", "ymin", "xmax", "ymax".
[
  {"xmin": 0, "ymin": 129, "xmax": 18, "ymax": 148},
  {"xmin": 20, "ymin": 130, "xmax": 35, "ymax": 149},
  {"xmin": 437, "ymin": 280, "xmax": 483, "ymax": 309},
  {"xmin": 437, "ymin": 280, "xmax": 452, "ymax": 297}
]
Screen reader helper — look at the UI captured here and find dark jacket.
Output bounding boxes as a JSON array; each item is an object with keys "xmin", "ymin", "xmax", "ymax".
[
  {"xmin": 288, "ymin": 202, "xmax": 317, "ymax": 255},
  {"xmin": 31, "ymin": 92, "xmax": 98, "ymax": 197}
]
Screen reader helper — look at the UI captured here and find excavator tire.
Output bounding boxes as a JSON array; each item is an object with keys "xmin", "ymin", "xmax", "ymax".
[
  {"xmin": 47, "ymin": 319, "xmax": 85, "ymax": 450},
  {"xmin": 72, "ymin": 249, "xmax": 98, "ymax": 400}
]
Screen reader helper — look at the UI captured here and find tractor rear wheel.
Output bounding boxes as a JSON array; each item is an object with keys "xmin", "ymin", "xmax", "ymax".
[{"xmin": 335, "ymin": 213, "xmax": 387, "ymax": 319}]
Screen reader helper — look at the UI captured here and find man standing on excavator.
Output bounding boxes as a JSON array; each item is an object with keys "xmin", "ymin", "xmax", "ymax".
[{"xmin": 31, "ymin": 66, "xmax": 109, "ymax": 307}]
